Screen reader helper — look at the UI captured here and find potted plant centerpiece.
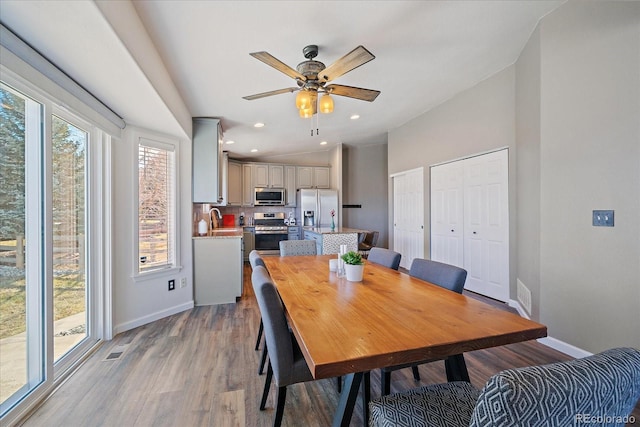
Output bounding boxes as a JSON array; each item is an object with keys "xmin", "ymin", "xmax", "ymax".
[{"xmin": 341, "ymin": 250, "xmax": 364, "ymax": 282}]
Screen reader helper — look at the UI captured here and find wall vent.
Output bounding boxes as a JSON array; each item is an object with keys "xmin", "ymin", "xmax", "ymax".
[{"xmin": 517, "ymin": 279, "xmax": 532, "ymax": 315}]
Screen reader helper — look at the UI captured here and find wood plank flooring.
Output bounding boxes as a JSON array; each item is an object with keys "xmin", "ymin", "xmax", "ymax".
[{"xmin": 20, "ymin": 263, "xmax": 639, "ymax": 426}]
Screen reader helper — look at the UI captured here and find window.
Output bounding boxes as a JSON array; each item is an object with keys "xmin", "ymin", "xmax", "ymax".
[{"xmin": 137, "ymin": 138, "xmax": 177, "ymax": 273}]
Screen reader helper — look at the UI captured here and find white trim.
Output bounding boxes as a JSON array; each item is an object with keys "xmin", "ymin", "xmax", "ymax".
[
  {"xmin": 113, "ymin": 301, "xmax": 194, "ymax": 335},
  {"xmin": 430, "ymin": 146, "xmax": 510, "ymax": 168},
  {"xmin": 509, "ymin": 299, "xmax": 593, "ymax": 359},
  {"xmin": 389, "ymin": 166, "xmax": 424, "ymax": 179},
  {"xmin": 537, "ymin": 337, "xmax": 593, "ymax": 359}
]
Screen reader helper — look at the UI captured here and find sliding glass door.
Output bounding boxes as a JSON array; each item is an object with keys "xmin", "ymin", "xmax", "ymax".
[{"xmin": 1, "ymin": 81, "xmax": 96, "ymax": 419}]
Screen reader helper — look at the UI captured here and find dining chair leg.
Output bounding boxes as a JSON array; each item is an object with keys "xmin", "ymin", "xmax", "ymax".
[
  {"xmin": 260, "ymin": 362, "xmax": 273, "ymax": 410},
  {"xmin": 274, "ymin": 386, "xmax": 287, "ymax": 427},
  {"xmin": 444, "ymin": 354, "xmax": 470, "ymax": 382},
  {"xmin": 258, "ymin": 344, "xmax": 268, "ymax": 375},
  {"xmin": 381, "ymin": 370, "xmax": 391, "ymax": 396},
  {"xmin": 255, "ymin": 319, "xmax": 264, "ymax": 351},
  {"xmin": 412, "ymin": 366, "xmax": 420, "ymax": 381},
  {"xmin": 362, "ymin": 371, "xmax": 370, "ymax": 423}
]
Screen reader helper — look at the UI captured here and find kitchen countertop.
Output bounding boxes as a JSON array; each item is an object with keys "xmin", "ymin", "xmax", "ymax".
[
  {"xmin": 302, "ymin": 227, "xmax": 366, "ymax": 235},
  {"xmin": 193, "ymin": 227, "xmax": 243, "ymax": 239}
]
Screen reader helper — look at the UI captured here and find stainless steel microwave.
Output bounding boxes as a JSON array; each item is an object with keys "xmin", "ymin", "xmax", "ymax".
[{"xmin": 254, "ymin": 188, "xmax": 285, "ymax": 205}]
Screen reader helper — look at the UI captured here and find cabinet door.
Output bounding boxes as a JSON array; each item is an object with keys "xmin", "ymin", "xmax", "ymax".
[
  {"xmin": 284, "ymin": 166, "xmax": 297, "ymax": 206},
  {"xmin": 269, "ymin": 165, "xmax": 284, "ymax": 188},
  {"xmin": 243, "ymin": 230, "xmax": 255, "ymax": 260},
  {"xmin": 242, "ymin": 164, "xmax": 253, "ymax": 206},
  {"xmin": 313, "ymin": 167, "xmax": 330, "ymax": 188},
  {"xmin": 297, "ymin": 166, "xmax": 313, "ymax": 188},
  {"xmin": 227, "ymin": 161, "xmax": 242, "ymax": 206},
  {"xmin": 254, "ymin": 164, "xmax": 269, "ymax": 187},
  {"xmin": 192, "ymin": 118, "xmax": 222, "ymax": 203}
]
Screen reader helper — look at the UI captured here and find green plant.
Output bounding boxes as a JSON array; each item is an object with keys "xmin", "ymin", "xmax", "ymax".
[{"xmin": 341, "ymin": 251, "xmax": 363, "ymax": 265}]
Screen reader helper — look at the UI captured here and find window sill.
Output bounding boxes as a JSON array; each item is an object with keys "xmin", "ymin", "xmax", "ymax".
[{"xmin": 133, "ymin": 265, "xmax": 183, "ymax": 282}]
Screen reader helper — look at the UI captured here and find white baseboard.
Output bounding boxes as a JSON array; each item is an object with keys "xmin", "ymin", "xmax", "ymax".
[
  {"xmin": 508, "ymin": 299, "xmax": 592, "ymax": 359},
  {"xmin": 113, "ymin": 301, "xmax": 194, "ymax": 335}
]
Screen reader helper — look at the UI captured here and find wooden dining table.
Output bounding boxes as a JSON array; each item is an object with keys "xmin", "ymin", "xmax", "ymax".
[{"xmin": 262, "ymin": 254, "xmax": 547, "ymax": 427}]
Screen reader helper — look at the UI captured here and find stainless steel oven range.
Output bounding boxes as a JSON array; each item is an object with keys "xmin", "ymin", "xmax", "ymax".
[{"xmin": 254, "ymin": 212, "xmax": 288, "ymax": 254}]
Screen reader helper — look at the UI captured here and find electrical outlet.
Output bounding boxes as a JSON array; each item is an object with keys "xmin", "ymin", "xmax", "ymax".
[
  {"xmin": 180, "ymin": 277, "xmax": 187, "ymax": 288},
  {"xmin": 168, "ymin": 279, "xmax": 175, "ymax": 291}
]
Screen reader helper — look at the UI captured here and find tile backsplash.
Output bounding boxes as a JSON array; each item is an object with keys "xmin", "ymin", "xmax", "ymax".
[{"xmin": 193, "ymin": 203, "xmax": 297, "ymax": 229}]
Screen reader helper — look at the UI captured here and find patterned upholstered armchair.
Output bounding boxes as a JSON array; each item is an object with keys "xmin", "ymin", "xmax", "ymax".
[
  {"xmin": 369, "ymin": 347, "xmax": 640, "ymax": 427},
  {"xmin": 279, "ymin": 239, "xmax": 317, "ymax": 256}
]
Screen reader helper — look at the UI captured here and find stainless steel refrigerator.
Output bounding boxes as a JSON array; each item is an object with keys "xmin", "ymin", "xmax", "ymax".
[{"xmin": 297, "ymin": 189, "xmax": 338, "ymax": 228}]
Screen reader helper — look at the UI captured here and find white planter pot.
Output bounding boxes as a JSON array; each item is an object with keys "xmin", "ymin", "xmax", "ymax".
[{"xmin": 344, "ymin": 264, "xmax": 364, "ymax": 282}]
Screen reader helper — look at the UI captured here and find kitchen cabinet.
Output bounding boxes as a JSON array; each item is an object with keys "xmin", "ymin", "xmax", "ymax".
[
  {"xmin": 288, "ymin": 226, "xmax": 300, "ymax": 240},
  {"xmin": 254, "ymin": 163, "xmax": 284, "ymax": 188},
  {"xmin": 193, "ymin": 236, "xmax": 243, "ymax": 304},
  {"xmin": 192, "ymin": 118, "xmax": 224, "ymax": 203},
  {"xmin": 253, "ymin": 163, "xmax": 269, "ymax": 188},
  {"xmin": 242, "ymin": 164, "xmax": 253, "ymax": 206},
  {"xmin": 243, "ymin": 227, "xmax": 255, "ymax": 261},
  {"xmin": 297, "ymin": 166, "xmax": 330, "ymax": 189},
  {"xmin": 227, "ymin": 160, "xmax": 242, "ymax": 206},
  {"xmin": 284, "ymin": 165, "xmax": 296, "ymax": 207},
  {"xmin": 313, "ymin": 166, "xmax": 330, "ymax": 188}
]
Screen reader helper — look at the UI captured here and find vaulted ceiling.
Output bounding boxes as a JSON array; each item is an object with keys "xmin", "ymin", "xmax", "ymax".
[{"xmin": 1, "ymin": 1, "xmax": 564, "ymax": 159}]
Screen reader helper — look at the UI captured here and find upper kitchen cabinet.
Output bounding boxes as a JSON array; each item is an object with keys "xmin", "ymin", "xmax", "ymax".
[
  {"xmin": 284, "ymin": 165, "xmax": 296, "ymax": 207},
  {"xmin": 227, "ymin": 160, "xmax": 242, "ymax": 206},
  {"xmin": 297, "ymin": 166, "xmax": 330, "ymax": 189},
  {"xmin": 192, "ymin": 118, "xmax": 223, "ymax": 203},
  {"xmin": 242, "ymin": 164, "xmax": 253, "ymax": 206},
  {"xmin": 254, "ymin": 163, "xmax": 284, "ymax": 188}
]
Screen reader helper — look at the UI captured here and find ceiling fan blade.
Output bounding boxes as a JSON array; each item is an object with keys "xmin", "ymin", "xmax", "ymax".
[
  {"xmin": 243, "ymin": 87, "xmax": 299, "ymax": 101},
  {"xmin": 319, "ymin": 46, "xmax": 375, "ymax": 83},
  {"xmin": 250, "ymin": 51, "xmax": 305, "ymax": 81},
  {"xmin": 325, "ymin": 84, "xmax": 380, "ymax": 102}
]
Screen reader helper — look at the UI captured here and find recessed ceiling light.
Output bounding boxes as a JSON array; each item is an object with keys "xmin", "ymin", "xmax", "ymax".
[
  {"xmin": 254, "ymin": 122, "xmax": 265, "ymax": 128},
  {"xmin": 350, "ymin": 114, "xmax": 360, "ymax": 120},
  {"xmin": 320, "ymin": 141, "xmax": 328, "ymax": 145},
  {"xmin": 225, "ymin": 140, "xmax": 235, "ymax": 144},
  {"xmin": 251, "ymin": 148, "xmax": 258, "ymax": 152}
]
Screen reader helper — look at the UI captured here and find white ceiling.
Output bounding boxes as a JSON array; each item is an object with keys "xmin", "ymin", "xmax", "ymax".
[{"xmin": 2, "ymin": 1, "xmax": 564, "ymax": 159}]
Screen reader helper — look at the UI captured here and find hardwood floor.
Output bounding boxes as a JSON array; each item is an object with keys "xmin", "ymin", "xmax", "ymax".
[{"xmin": 20, "ymin": 263, "xmax": 639, "ymax": 426}]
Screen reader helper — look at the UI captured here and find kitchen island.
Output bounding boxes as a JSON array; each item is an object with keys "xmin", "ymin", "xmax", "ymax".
[
  {"xmin": 193, "ymin": 227, "xmax": 243, "ymax": 305},
  {"xmin": 302, "ymin": 227, "xmax": 364, "ymax": 255}
]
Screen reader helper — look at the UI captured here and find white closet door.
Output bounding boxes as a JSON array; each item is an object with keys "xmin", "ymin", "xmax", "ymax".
[
  {"xmin": 393, "ymin": 168, "xmax": 424, "ymax": 270},
  {"xmin": 430, "ymin": 161, "xmax": 464, "ymax": 268},
  {"xmin": 463, "ymin": 149, "xmax": 509, "ymax": 301}
]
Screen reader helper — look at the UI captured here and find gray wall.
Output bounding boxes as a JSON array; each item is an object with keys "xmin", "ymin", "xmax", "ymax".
[
  {"xmin": 389, "ymin": 1, "xmax": 640, "ymax": 352},
  {"xmin": 536, "ymin": 1, "xmax": 640, "ymax": 351},
  {"xmin": 342, "ymin": 143, "xmax": 389, "ymax": 247},
  {"xmin": 388, "ymin": 66, "xmax": 517, "ymax": 290},
  {"xmin": 515, "ymin": 27, "xmax": 542, "ymax": 320}
]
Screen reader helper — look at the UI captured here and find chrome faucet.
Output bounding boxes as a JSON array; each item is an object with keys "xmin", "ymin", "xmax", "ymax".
[{"xmin": 209, "ymin": 207, "xmax": 222, "ymax": 228}]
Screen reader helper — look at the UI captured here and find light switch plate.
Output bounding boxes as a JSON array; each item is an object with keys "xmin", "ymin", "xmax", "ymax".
[{"xmin": 592, "ymin": 210, "xmax": 614, "ymax": 227}]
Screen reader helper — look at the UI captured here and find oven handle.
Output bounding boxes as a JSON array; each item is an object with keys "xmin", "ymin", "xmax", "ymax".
[{"xmin": 255, "ymin": 230, "xmax": 288, "ymax": 235}]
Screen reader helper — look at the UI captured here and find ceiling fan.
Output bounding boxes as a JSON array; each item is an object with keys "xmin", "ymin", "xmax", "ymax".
[{"xmin": 243, "ymin": 44, "xmax": 380, "ymax": 116}]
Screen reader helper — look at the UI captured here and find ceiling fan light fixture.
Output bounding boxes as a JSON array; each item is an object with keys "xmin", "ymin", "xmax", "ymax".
[
  {"xmin": 299, "ymin": 106, "xmax": 313, "ymax": 118},
  {"xmin": 296, "ymin": 90, "xmax": 312, "ymax": 110},
  {"xmin": 319, "ymin": 93, "xmax": 334, "ymax": 114}
]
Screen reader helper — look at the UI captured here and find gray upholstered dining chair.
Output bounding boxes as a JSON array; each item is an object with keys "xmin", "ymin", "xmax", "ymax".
[
  {"xmin": 381, "ymin": 258, "xmax": 468, "ymax": 395},
  {"xmin": 249, "ymin": 250, "xmax": 270, "ymax": 374},
  {"xmin": 279, "ymin": 239, "xmax": 317, "ymax": 256},
  {"xmin": 358, "ymin": 231, "xmax": 379, "ymax": 258},
  {"xmin": 367, "ymin": 247, "xmax": 402, "ymax": 270},
  {"xmin": 370, "ymin": 347, "xmax": 640, "ymax": 427},
  {"xmin": 252, "ymin": 265, "xmax": 316, "ymax": 427}
]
